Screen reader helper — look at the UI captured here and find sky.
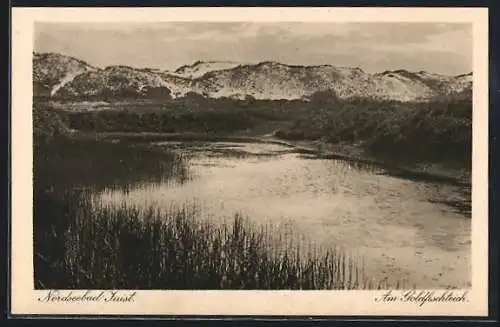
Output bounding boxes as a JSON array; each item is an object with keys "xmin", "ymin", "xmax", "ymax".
[{"xmin": 34, "ymin": 22, "xmax": 472, "ymax": 75}]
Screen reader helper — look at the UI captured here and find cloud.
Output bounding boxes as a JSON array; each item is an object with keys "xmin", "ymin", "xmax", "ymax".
[
  {"xmin": 161, "ymin": 23, "xmax": 290, "ymax": 42},
  {"xmin": 340, "ymin": 23, "xmax": 468, "ymax": 44},
  {"xmin": 34, "ymin": 22, "xmax": 472, "ymax": 75}
]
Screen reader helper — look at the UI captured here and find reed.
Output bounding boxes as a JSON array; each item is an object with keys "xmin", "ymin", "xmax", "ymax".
[{"xmin": 34, "ymin": 191, "xmax": 397, "ymax": 290}]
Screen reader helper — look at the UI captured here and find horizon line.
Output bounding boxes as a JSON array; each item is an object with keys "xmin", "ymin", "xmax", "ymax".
[{"xmin": 33, "ymin": 51, "xmax": 473, "ymax": 77}]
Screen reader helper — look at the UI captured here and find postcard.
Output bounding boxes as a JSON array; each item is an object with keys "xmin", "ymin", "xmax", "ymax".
[{"xmin": 10, "ymin": 7, "xmax": 489, "ymax": 316}]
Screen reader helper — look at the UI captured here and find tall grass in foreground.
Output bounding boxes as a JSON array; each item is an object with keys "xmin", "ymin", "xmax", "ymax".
[{"xmin": 34, "ymin": 191, "xmax": 396, "ymax": 290}]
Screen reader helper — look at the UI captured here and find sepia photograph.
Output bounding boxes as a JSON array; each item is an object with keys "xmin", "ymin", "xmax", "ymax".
[{"xmin": 11, "ymin": 7, "xmax": 489, "ymax": 316}]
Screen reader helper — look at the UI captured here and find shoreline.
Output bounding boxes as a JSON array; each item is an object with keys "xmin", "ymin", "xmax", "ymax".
[
  {"xmin": 41, "ymin": 131, "xmax": 471, "ymax": 289},
  {"xmin": 79, "ymin": 131, "xmax": 471, "ymax": 187},
  {"xmin": 283, "ymin": 139, "xmax": 471, "ymax": 187}
]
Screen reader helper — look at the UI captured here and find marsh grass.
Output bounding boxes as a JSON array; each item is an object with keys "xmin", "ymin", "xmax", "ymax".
[
  {"xmin": 34, "ymin": 190, "xmax": 398, "ymax": 290},
  {"xmin": 34, "ymin": 137, "xmax": 192, "ymax": 194},
  {"xmin": 33, "ymin": 135, "xmax": 409, "ymax": 290}
]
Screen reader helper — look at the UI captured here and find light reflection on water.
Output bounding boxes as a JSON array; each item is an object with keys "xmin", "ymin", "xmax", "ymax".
[{"xmin": 96, "ymin": 141, "xmax": 471, "ymax": 288}]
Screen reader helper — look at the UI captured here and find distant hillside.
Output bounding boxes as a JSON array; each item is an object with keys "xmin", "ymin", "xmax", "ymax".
[
  {"xmin": 33, "ymin": 52, "xmax": 472, "ymax": 102},
  {"xmin": 173, "ymin": 60, "xmax": 246, "ymax": 79},
  {"xmin": 54, "ymin": 65, "xmax": 191, "ymax": 100},
  {"xmin": 33, "ymin": 52, "xmax": 98, "ymax": 97}
]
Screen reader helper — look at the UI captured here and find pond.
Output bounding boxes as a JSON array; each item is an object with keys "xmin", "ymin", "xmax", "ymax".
[{"xmin": 87, "ymin": 140, "xmax": 471, "ymax": 289}]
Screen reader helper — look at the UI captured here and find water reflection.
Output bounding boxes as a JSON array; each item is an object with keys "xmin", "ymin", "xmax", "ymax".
[
  {"xmin": 94, "ymin": 141, "xmax": 471, "ymax": 225},
  {"xmin": 34, "ymin": 138, "xmax": 193, "ymax": 194},
  {"xmin": 89, "ymin": 141, "xmax": 471, "ymax": 288},
  {"xmin": 96, "ymin": 142, "xmax": 471, "ymax": 248},
  {"xmin": 299, "ymin": 154, "xmax": 385, "ymax": 175},
  {"xmin": 427, "ymin": 187, "xmax": 471, "ymax": 216},
  {"xmin": 40, "ymin": 140, "xmax": 470, "ymax": 288}
]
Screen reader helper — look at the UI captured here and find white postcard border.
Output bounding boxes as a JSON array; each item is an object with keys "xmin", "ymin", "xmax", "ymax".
[{"xmin": 11, "ymin": 7, "xmax": 489, "ymax": 316}]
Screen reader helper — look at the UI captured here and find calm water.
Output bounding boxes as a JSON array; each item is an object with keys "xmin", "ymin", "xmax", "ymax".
[{"xmin": 96, "ymin": 141, "xmax": 471, "ymax": 288}]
